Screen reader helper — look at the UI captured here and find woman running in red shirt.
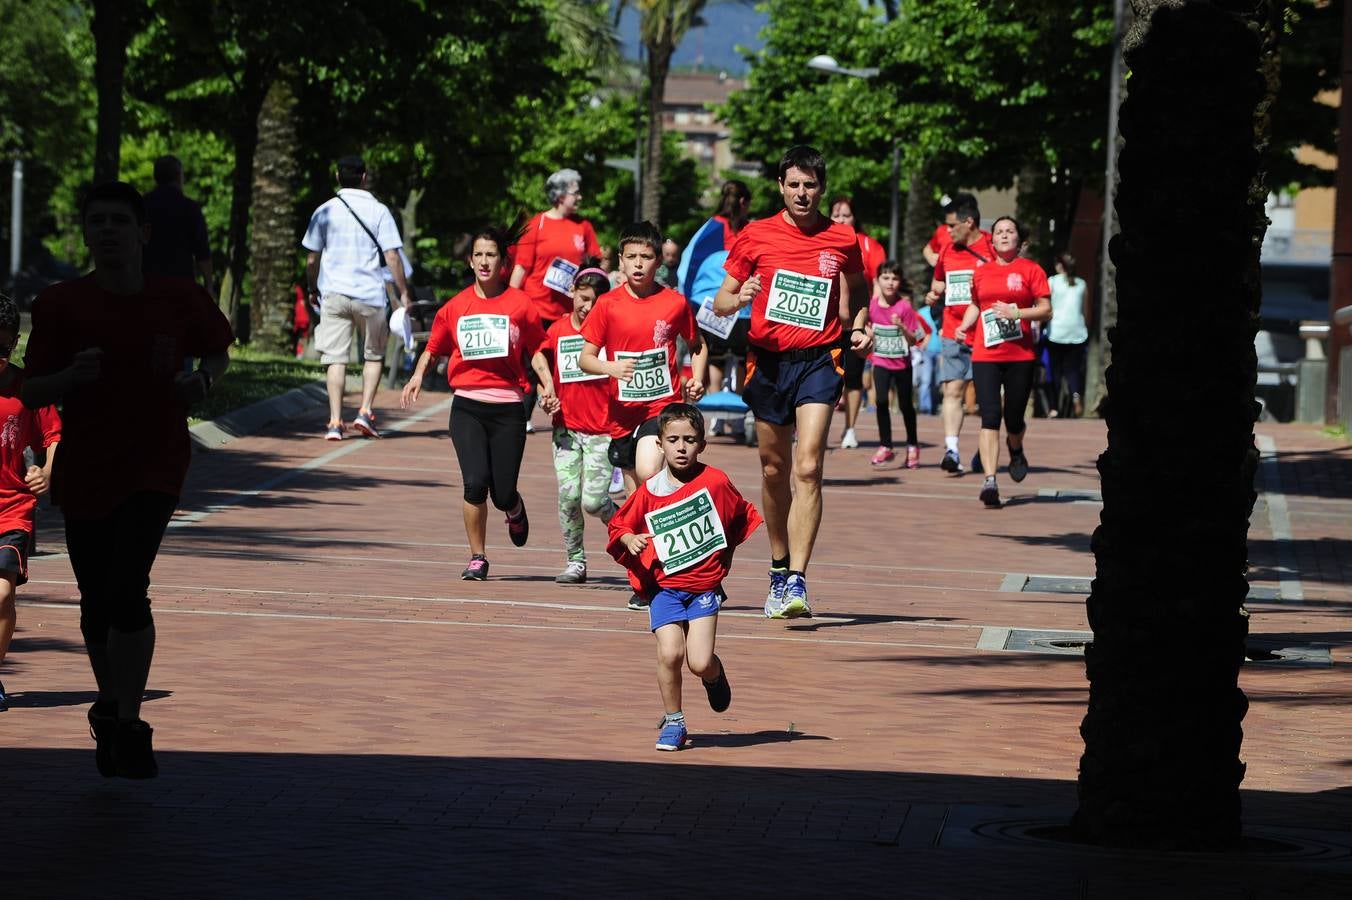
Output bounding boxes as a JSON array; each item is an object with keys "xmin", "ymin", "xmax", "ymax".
[{"xmin": 402, "ymin": 227, "xmax": 551, "ymax": 578}]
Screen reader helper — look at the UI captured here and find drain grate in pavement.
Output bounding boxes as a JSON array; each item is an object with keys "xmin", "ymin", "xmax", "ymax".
[
  {"xmin": 1001, "ymin": 628, "xmax": 1331, "ymax": 666},
  {"xmin": 1016, "ymin": 575, "xmax": 1281, "ymax": 602}
]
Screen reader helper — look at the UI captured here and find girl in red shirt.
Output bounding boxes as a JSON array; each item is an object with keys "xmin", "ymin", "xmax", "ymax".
[
  {"xmin": 955, "ymin": 216, "xmax": 1052, "ymax": 508},
  {"xmin": 401, "ymin": 227, "xmax": 550, "ymax": 579}
]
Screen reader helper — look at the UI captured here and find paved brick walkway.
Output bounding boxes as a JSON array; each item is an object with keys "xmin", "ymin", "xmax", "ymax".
[{"xmin": 4, "ymin": 391, "xmax": 1350, "ymax": 896}]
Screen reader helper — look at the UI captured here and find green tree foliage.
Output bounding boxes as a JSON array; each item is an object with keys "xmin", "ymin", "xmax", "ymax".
[{"xmin": 1268, "ymin": 0, "xmax": 1342, "ymax": 192}]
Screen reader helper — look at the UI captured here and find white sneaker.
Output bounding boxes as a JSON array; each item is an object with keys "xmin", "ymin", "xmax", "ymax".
[
  {"xmin": 840, "ymin": 428, "xmax": 859, "ymax": 449},
  {"xmin": 609, "ymin": 467, "xmax": 625, "ymax": 494},
  {"xmin": 525, "ymin": 421, "xmax": 536, "ymax": 434},
  {"xmin": 555, "ymin": 561, "xmax": 587, "ymax": 584}
]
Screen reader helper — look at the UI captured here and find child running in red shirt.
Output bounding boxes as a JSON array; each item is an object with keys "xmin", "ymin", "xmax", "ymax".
[
  {"xmin": 607, "ymin": 403, "xmax": 762, "ymax": 751},
  {"xmin": 0, "ymin": 294, "xmax": 62, "ymax": 710},
  {"xmin": 401, "ymin": 226, "xmax": 549, "ymax": 579},
  {"xmin": 531, "ymin": 262, "xmax": 618, "ymax": 584}
]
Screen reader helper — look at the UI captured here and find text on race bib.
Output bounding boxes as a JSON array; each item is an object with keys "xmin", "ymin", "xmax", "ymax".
[
  {"xmin": 643, "ymin": 487, "xmax": 728, "ymax": 575},
  {"xmin": 981, "ymin": 308, "xmax": 1024, "ymax": 347},
  {"xmin": 556, "ymin": 334, "xmax": 607, "ymax": 383},
  {"xmin": 542, "ymin": 257, "xmax": 579, "ymax": 294},
  {"xmin": 457, "ymin": 314, "xmax": 510, "ymax": 359},
  {"xmin": 696, "ymin": 295, "xmax": 736, "ymax": 340},
  {"xmin": 615, "ymin": 348, "xmax": 674, "ymax": 402},
  {"xmin": 945, "ymin": 270, "xmax": 974, "ymax": 307},
  {"xmin": 766, "ymin": 269, "xmax": 833, "ymax": 331},
  {"xmin": 873, "ymin": 324, "xmax": 909, "ymax": 359}
]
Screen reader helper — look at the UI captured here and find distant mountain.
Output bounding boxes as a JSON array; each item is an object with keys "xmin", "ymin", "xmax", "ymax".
[{"xmin": 615, "ymin": 3, "xmax": 767, "ymax": 75}]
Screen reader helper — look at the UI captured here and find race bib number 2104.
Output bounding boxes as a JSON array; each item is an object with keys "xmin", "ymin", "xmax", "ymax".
[{"xmin": 644, "ymin": 487, "xmax": 728, "ymax": 574}]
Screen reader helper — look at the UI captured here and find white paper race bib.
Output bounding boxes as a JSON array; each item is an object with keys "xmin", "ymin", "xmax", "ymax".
[
  {"xmin": 765, "ymin": 269, "xmax": 832, "ymax": 331},
  {"xmin": 457, "ymin": 314, "xmax": 510, "ymax": 359},
  {"xmin": 696, "ymin": 295, "xmax": 736, "ymax": 340},
  {"xmin": 556, "ymin": 334, "xmax": 607, "ymax": 383},
  {"xmin": 873, "ymin": 324, "xmax": 909, "ymax": 359},
  {"xmin": 616, "ymin": 348, "xmax": 674, "ymax": 402},
  {"xmin": 542, "ymin": 257, "xmax": 578, "ymax": 294},
  {"xmin": 945, "ymin": 270, "xmax": 974, "ymax": 307},
  {"xmin": 981, "ymin": 308, "xmax": 1024, "ymax": 347},
  {"xmin": 644, "ymin": 487, "xmax": 728, "ymax": 574}
]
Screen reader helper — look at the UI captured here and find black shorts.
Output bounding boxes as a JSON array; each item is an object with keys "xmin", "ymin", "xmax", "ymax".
[
  {"xmin": 703, "ymin": 318, "xmax": 751, "ymax": 359},
  {"xmin": 607, "ymin": 415, "xmax": 663, "ymax": 470},
  {"xmin": 0, "ymin": 529, "xmax": 31, "ymax": 586},
  {"xmin": 838, "ymin": 330, "xmax": 865, "ymax": 389},
  {"xmin": 742, "ymin": 345, "xmax": 844, "ymax": 427}
]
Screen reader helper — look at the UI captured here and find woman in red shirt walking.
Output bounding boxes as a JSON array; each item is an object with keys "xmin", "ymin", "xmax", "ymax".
[
  {"xmin": 955, "ymin": 216, "xmax": 1052, "ymax": 508},
  {"xmin": 402, "ymin": 227, "xmax": 551, "ymax": 579}
]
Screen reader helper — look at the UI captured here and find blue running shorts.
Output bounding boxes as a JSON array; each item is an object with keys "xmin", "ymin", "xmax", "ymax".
[
  {"xmin": 649, "ymin": 587, "xmax": 723, "ymax": 631},
  {"xmin": 742, "ymin": 346, "xmax": 843, "ymax": 427}
]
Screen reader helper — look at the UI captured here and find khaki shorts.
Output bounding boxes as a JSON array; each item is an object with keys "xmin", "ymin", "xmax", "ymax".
[{"xmin": 314, "ymin": 293, "xmax": 389, "ymax": 364}]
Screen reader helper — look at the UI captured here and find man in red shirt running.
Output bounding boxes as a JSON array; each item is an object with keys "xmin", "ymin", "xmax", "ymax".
[{"xmin": 713, "ymin": 146, "xmax": 870, "ymax": 618}]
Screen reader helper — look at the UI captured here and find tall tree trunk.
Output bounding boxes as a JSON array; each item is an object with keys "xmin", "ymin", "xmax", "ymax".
[
  {"xmin": 401, "ymin": 187, "xmax": 424, "ymax": 267},
  {"xmin": 1072, "ymin": 0, "xmax": 1272, "ymax": 850},
  {"xmin": 248, "ymin": 72, "xmax": 300, "ymax": 353},
  {"xmin": 642, "ymin": 31, "xmax": 673, "ymax": 227},
  {"xmin": 901, "ymin": 164, "xmax": 934, "ymax": 294},
  {"xmin": 1014, "ymin": 162, "xmax": 1051, "ymax": 266},
  {"xmin": 223, "ymin": 64, "xmax": 269, "ymax": 339},
  {"xmin": 91, "ymin": 0, "xmax": 128, "ymax": 183}
]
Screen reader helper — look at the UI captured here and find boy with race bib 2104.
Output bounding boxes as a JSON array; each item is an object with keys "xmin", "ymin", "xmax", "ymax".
[{"xmin": 607, "ymin": 403, "xmax": 763, "ymax": 752}]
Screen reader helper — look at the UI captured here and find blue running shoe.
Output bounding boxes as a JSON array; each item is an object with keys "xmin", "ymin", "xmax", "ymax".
[
  {"xmin": 763, "ymin": 567, "xmax": 790, "ymax": 618},
  {"xmin": 780, "ymin": 573, "xmax": 812, "ymax": 619},
  {"xmin": 655, "ymin": 719, "xmax": 689, "ymax": 751}
]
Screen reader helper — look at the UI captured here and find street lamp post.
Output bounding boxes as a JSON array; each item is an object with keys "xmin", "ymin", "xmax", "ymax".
[{"xmin": 806, "ymin": 55, "xmax": 898, "ymax": 259}]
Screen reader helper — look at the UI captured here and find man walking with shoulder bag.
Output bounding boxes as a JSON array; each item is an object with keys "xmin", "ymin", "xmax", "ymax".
[{"xmin": 302, "ymin": 154, "xmax": 412, "ymax": 439}]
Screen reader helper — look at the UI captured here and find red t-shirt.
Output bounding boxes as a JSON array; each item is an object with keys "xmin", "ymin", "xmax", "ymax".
[
  {"xmin": 724, "ymin": 213, "xmax": 864, "ymax": 353},
  {"xmin": 926, "ymin": 223, "xmax": 951, "ymax": 255},
  {"xmin": 425, "ymin": 285, "xmax": 545, "ymax": 394},
  {"xmin": 933, "ymin": 232, "xmax": 994, "ymax": 343},
  {"xmin": 607, "ymin": 464, "xmax": 762, "ymax": 595},
  {"xmin": 970, "ymin": 257, "xmax": 1051, "ymax": 363},
  {"xmin": 540, "ymin": 316, "xmax": 611, "ymax": 435},
  {"xmin": 514, "ymin": 212, "xmax": 602, "ymax": 323},
  {"xmin": 857, "ymin": 232, "xmax": 886, "ymax": 285},
  {"xmin": 579, "ymin": 284, "xmax": 696, "ymax": 438},
  {"xmin": 0, "ymin": 369, "xmax": 61, "ymax": 534},
  {"xmin": 23, "ymin": 275, "xmax": 234, "ymax": 517}
]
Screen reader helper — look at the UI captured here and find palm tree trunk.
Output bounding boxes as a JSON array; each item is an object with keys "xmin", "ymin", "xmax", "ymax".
[
  {"xmin": 247, "ymin": 72, "xmax": 300, "ymax": 353},
  {"xmin": 91, "ymin": 0, "xmax": 129, "ymax": 183},
  {"xmin": 1072, "ymin": 0, "xmax": 1273, "ymax": 850},
  {"xmin": 642, "ymin": 34, "xmax": 673, "ymax": 227},
  {"xmin": 901, "ymin": 164, "xmax": 934, "ymax": 293}
]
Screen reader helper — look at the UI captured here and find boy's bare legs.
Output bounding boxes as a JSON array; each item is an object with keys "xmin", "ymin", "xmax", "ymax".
[
  {"xmin": 655, "ymin": 623, "xmax": 687, "ymax": 714},
  {"xmin": 684, "ymin": 615, "xmax": 721, "ymax": 682},
  {"xmin": 463, "ymin": 501, "xmax": 488, "ymax": 556},
  {"xmin": 326, "ymin": 363, "xmax": 346, "ymax": 427}
]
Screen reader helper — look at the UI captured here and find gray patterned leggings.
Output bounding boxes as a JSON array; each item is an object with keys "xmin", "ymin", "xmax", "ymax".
[{"xmin": 552, "ymin": 427, "xmax": 617, "ymax": 563}]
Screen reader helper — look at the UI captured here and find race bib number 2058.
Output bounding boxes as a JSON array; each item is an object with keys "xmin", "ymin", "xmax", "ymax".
[{"xmin": 765, "ymin": 269, "xmax": 833, "ymax": 331}]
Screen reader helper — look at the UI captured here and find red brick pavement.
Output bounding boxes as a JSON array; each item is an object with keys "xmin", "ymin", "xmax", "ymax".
[{"xmin": 3, "ymin": 393, "xmax": 1350, "ymax": 896}]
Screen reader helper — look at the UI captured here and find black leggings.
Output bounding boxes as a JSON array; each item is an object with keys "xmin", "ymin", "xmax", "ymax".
[
  {"xmin": 972, "ymin": 360, "xmax": 1035, "ymax": 435},
  {"xmin": 449, "ymin": 396, "xmax": 527, "ymax": 509},
  {"xmin": 871, "ymin": 365, "xmax": 917, "ymax": 448},
  {"xmin": 66, "ymin": 491, "xmax": 178, "ymax": 644},
  {"xmin": 1046, "ymin": 340, "xmax": 1086, "ymax": 401}
]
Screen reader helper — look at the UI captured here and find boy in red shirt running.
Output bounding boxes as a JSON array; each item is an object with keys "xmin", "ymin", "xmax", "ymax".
[
  {"xmin": 531, "ymin": 263, "xmax": 618, "ymax": 584},
  {"xmin": 23, "ymin": 181, "xmax": 233, "ymax": 778},
  {"xmin": 578, "ymin": 222, "xmax": 708, "ymax": 492},
  {"xmin": 0, "ymin": 294, "xmax": 62, "ymax": 711},
  {"xmin": 607, "ymin": 403, "xmax": 762, "ymax": 752}
]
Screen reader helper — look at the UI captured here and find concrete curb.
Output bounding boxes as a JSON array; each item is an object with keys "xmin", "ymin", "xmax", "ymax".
[{"xmin": 189, "ymin": 374, "xmax": 363, "ymax": 450}]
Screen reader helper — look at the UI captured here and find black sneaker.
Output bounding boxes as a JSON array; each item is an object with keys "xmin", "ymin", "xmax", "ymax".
[
  {"xmin": 113, "ymin": 719, "xmax": 158, "ymax": 779},
  {"xmin": 461, "ymin": 555, "xmax": 489, "ymax": 580},
  {"xmin": 88, "ymin": 701, "xmax": 118, "ymax": 777},
  {"xmin": 506, "ymin": 501, "xmax": 529, "ymax": 547},
  {"xmin": 979, "ymin": 477, "xmax": 1002, "ymax": 509},
  {"xmin": 0, "ymin": 679, "xmax": 8, "ymax": 711},
  {"xmin": 1008, "ymin": 445, "xmax": 1029, "ymax": 483},
  {"xmin": 627, "ymin": 593, "xmax": 650, "ymax": 611},
  {"xmin": 703, "ymin": 657, "xmax": 732, "ymax": 713},
  {"xmin": 940, "ymin": 449, "xmax": 963, "ymax": 474},
  {"xmin": 971, "ymin": 451, "xmax": 982, "ymax": 474}
]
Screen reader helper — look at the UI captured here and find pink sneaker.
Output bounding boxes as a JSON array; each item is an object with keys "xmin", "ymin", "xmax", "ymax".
[
  {"xmin": 906, "ymin": 446, "xmax": 920, "ymax": 469},
  {"xmin": 870, "ymin": 447, "xmax": 895, "ymax": 466}
]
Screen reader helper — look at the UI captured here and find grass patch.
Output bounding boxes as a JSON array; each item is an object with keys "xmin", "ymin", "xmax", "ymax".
[{"xmin": 189, "ymin": 346, "xmax": 328, "ymax": 424}]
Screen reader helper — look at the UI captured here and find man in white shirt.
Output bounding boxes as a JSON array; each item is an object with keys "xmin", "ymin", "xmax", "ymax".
[{"xmin": 303, "ymin": 155, "xmax": 412, "ymax": 439}]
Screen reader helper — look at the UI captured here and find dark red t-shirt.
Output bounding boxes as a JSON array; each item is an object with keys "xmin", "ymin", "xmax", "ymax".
[
  {"xmin": 932, "ymin": 232, "xmax": 994, "ymax": 343},
  {"xmin": 970, "ymin": 257, "xmax": 1051, "ymax": 363},
  {"xmin": 541, "ymin": 316, "xmax": 611, "ymax": 435},
  {"xmin": 23, "ymin": 275, "xmax": 234, "ymax": 517},
  {"xmin": 0, "ymin": 369, "xmax": 61, "ymax": 534},
  {"xmin": 514, "ymin": 212, "xmax": 602, "ymax": 323},
  {"xmin": 724, "ymin": 213, "xmax": 864, "ymax": 353},
  {"xmin": 579, "ymin": 284, "xmax": 696, "ymax": 439},
  {"xmin": 607, "ymin": 464, "xmax": 762, "ymax": 595},
  {"xmin": 857, "ymin": 232, "xmax": 886, "ymax": 285},
  {"xmin": 425, "ymin": 285, "xmax": 545, "ymax": 394}
]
